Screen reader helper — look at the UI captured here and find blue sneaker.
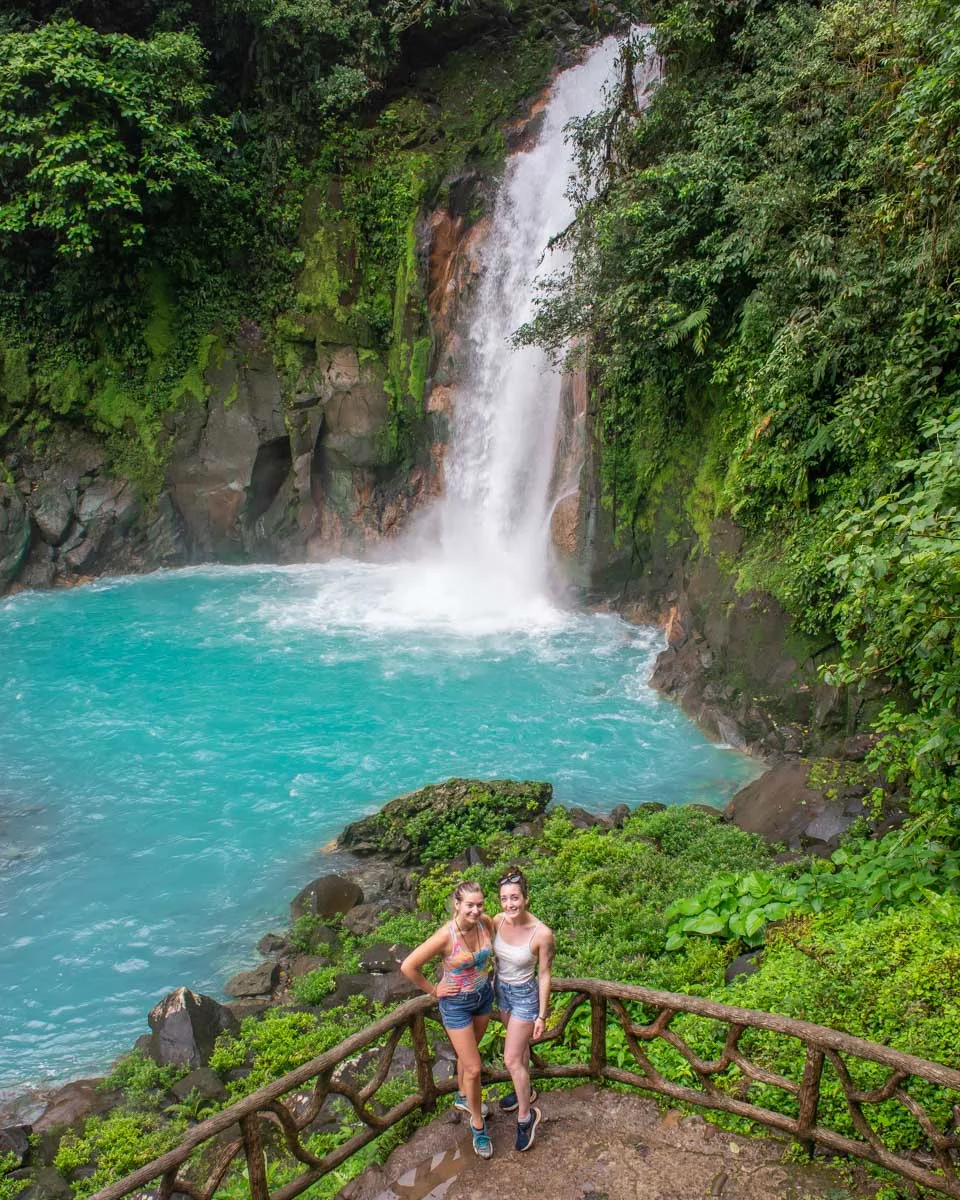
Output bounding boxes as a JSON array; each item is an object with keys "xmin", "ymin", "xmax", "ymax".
[
  {"xmin": 471, "ymin": 1118, "xmax": 494, "ymax": 1159},
  {"xmin": 515, "ymin": 1106, "xmax": 541, "ymax": 1152},
  {"xmin": 500, "ymin": 1087, "xmax": 537, "ymax": 1113},
  {"xmin": 454, "ymin": 1091, "xmax": 488, "ymax": 1116}
]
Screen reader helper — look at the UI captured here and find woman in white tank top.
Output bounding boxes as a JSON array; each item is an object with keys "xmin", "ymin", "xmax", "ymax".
[{"xmin": 493, "ymin": 867, "xmax": 555, "ymax": 1152}]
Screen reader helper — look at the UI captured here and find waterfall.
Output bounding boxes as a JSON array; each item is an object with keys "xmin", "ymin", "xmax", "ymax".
[
  {"xmin": 426, "ymin": 38, "xmax": 626, "ymax": 600},
  {"xmin": 365, "ymin": 33, "xmax": 654, "ymax": 633}
]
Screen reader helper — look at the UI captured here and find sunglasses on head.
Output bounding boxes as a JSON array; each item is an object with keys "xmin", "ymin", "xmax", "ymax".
[{"xmin": 499, "ymin": 872, "xmax": 523, "ymax": 886}]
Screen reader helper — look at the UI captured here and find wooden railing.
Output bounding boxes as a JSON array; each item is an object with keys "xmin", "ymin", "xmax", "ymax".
[{"xmin": 89, "ymin": 979, "xmax": 960, "ymax": 1200}]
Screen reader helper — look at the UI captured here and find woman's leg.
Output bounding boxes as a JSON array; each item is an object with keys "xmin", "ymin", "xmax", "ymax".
[
  {"xmin": 454, "ymin": 1013, "xmax": 490, "ymax": 1101},
  {"xmin": 446, "ymin": 1024, "xmax": 486, "ymax": 1129},
  {"xmin": 503, "ymin": 1016, "xmax": 535, "ymax": 1121}
]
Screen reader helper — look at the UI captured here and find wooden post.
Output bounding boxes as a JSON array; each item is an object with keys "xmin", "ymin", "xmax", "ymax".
[
  {"xmin": 157, "ymin": 1168, "xmax": 178, "ymax": 1200},
  {"xmin": 796, "ymin": 1045, "xmax": 824, "ymax": 1156},
  {"xmin": 411, "ymin": 1013, "xmax": 438, "ymax": 1112},
  {"xmin": 590, "ymin": 995, "xmax": 607, "ymax": 1078},
  {"xmin": 240, "ymin": 1114, "xmax": 269, "ymax": 1200}
]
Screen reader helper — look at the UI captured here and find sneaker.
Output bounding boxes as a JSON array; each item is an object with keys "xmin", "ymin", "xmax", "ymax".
[
  {"xmin": 454, "ymin": 1091, "xmax": 489, "ymax": 1117},
  {"xmin": 471, "ymin": 1119, "xmax": 494, "ymax": 1159},
  {"xmin": 515, "ymin": 1106, "xmax": 541, "ymax": 1152},
  {"xmin": 499, "ymin": 1087, "xmax": 537, "ymax": 1113}
]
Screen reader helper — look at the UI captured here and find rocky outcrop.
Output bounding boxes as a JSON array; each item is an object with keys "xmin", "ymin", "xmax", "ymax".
[
  {"xmin": 147, "ymin": 987, "xmax": 238, "ymax": 1069},
  {"xmin": 289, "ymin": 874, "xmax": 364, "ymax": 922},
  {"xmin": 0, "ymin": 482, "xmax": 30, "ymax": 588},
  {"xmin": 338, "ymin": 778, "xmax": 552, "ymax": 863},
  {"xmin": 723, "ymin": 761, "xmax": 872, "ymax": 851},
  {"xmin": 2, "ymin": 428, "xmax": 185, "ymax": 593}
]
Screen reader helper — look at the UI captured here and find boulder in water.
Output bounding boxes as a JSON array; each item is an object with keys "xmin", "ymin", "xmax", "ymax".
[{"xmin": 148, "ymin": 987, "xmax": 238, "ymax": 1069}]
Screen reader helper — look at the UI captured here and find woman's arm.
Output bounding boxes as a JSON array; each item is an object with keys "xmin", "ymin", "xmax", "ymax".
[
  {"xmin": 533, "ymin": 927, "xmax": 555, "ymax": 1042},
  {"xmin": 400, "ymin": 927, "xmax": 450, "ymax": 998}
]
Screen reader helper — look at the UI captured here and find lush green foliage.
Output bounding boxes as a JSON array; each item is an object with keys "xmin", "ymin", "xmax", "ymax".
[
  {"xmin": 208, "ymin": 999, "xmax": 376, "ymax": 1098},
  {"xmin": 0, "ymin": 20, "xmax": 230, "ymax": 258},
  {"xmin": 98, "ymin": 1049, "xmax": 189, "ymax": 1105},
  {"xmin": 664, "ymin": 868, "xmax": 796, "ymax": 949},
  {"xmin": 54, "ymin": 1111, "xmax": 187, "ymax": 1199},
  {"xmin": 0, "ymin": 0, "xmax": 613, "ymax": 482},
  {"xmin": 417, "ymin": 806, "xmax": 772, "ymax": 980},
  {"xmin": 525, "ymin": 0, "xmax": 960, "ymax": 815},
  {"xmin": 0, "ymin": 1154, "xmax": 27, "ymax": 1200},
  {"xmin": 46, "ymin": 807, "xmax": 960, "ymax": 1197}
]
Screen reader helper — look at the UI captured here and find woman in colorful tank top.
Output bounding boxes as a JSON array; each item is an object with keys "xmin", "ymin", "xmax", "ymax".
[
  {"xmin": 401, "ymin": 881, "xmax": 495, "ymax": 1160},
  {"xmin": 493, "ymin": 866, "xmax": 555, "ymax": 1153}
]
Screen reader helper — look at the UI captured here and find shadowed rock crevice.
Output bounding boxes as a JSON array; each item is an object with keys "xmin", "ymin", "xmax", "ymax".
[{"xmin": 245, "ymin": 436, "xmax": 293, "ymax": 524}]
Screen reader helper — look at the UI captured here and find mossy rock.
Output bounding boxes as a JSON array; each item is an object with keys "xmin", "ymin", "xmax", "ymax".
[{"xmin": 338, "ymin": 778, "xmax": 552, "ymax": 864}]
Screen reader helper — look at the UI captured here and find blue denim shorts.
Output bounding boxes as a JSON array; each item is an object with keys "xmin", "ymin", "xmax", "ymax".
[
  {"xmin": 496, "ymin": 978, "xmax": 539, "ymax": 1023},
  {"xmin": 438, "ymin": 979, "xmax": 494, "ymax": 1030}
]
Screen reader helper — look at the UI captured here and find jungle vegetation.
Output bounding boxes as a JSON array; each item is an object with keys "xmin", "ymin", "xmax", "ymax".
[{"xmin": 522, "ymin": 0, "xmax": 960, "ymax": 826}]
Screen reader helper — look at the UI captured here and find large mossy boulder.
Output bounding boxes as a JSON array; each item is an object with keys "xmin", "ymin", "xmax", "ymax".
[{"xmin": 337, "ymin": 778, "xmax": 552, "ymax": 864}]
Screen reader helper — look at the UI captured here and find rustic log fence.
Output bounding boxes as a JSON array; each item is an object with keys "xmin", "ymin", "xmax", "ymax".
[{"xmin": 90, "ymin": 979, "xmax": 960, "ymax": 1200}]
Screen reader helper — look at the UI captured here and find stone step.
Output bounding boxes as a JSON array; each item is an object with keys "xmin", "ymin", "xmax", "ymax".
[{"xmin": 341, "ymin": 1085, "xmax": 876, "ymax": 1200}]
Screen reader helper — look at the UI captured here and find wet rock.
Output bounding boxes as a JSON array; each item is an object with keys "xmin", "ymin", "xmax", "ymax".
[
  {"xmin": 148, "ymin": 987, "xmax": 239, "ymax": 1069},
  {"xmin": 28, "ymin": 483, "xmax": 75, "ymax": 545},
  {"xmin": 225, "ymin": 999, "xmax": 272, "ymax": 1022},
  {"xmin": 633, "ymin": 802, "xmax": 667, "ymax": 815},
  {"xmin": 724, "ymin": 951, "xmax": 762, "ymax": 985},
  {"xmin": 609, "ymin": 804, "xmax": 631, "ymax": 829},
  {"xmin": 338, "ymin": 779, "xmax": 551, "ymax": 864},
  {"xmin": 15, "ymin": 543, "xmax": 56, "ymax": 590},
  {"xmin": 359, "ymin": 943, "xmax": 412, "ymax": 974},
  {"xmin": 170, "ymin": 1067, "xmax": 228, "ymax": 1103},
  {"xmin": 0, "ymin": 1125, "xmax": 30, "ymax": 1167},
  {"xmin": 290, "ymin": 874, "xmax": 363, "ymax": 922},
  {"xmin": 0, "ymin": 483, "xmax": 30, "ymax": 590},
  {"xmin": 34, "ymin": 1080, "xmax": 116, "ymax": 1134},
  {"xmin": 257, "ymin": 932, "xmax": 290, "ymax": 956},
  {"xmin": 342, "ymin": 903, "xmax": 384, "ymax": 936},
  {"xmin": 224, "ymin": 961, "xmax": 279, "ymax": 998}
]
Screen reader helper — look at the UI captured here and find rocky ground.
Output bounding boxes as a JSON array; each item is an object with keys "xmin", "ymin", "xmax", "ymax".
[{"xmin": 343, "ymin": 1086, "xmax": 876, "ymax": 1200}]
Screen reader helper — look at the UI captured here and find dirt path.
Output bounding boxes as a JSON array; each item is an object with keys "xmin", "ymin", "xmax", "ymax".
[{"xmin": 342, "ymin": 1086, "xmax": 875, "ymax": 1200}]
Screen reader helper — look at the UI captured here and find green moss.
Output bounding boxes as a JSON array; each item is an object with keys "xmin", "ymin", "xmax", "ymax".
[{"xmin": 407, "ymin": 337, "xmax": 431, "ymax": 413}]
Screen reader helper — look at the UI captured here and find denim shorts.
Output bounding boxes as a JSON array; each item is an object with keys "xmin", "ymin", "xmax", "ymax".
[
  {"xmin": 496, "ymin": 977, "xmax": 539, "ymax": 1023},
  {"xmin": 438, "ymin": 979, "xmax": 494, "ymax": 1030}
]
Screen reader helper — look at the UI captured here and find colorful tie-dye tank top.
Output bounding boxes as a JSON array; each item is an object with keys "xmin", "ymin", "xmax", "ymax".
[{"xmin": 441, "ymin": 920, "xmax": 492, "ymax": 994}]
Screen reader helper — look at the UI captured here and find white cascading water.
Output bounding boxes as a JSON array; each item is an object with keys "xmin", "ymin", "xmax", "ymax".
[
  {"xmin": 436, "ymin": 37, "xmax": 628, "ymax": 589},
  {"xmin": 399, "ymin": 36, "xmax": 628, "ymax": 630},
  {"xmin": 313, "ymin": 34, "xmax": 654, "ymax": 634}
]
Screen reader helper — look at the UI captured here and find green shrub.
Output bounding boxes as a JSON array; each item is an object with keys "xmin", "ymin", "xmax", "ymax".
[
  {"xmin": 0, "ymin": 1153, "xmax": 27, "ymax": 1200},
  {"xmin": 54, "ymin": 1112, "xmax": 186, "ymax": 1199}
]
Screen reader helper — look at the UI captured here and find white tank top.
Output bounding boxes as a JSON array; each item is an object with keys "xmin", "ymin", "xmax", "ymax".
[{"xmin": 494, "ymin": 918, "xmax": 539, "ymax": 985}]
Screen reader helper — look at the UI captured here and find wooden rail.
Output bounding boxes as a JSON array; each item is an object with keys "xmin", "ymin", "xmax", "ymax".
[{"xmin": 88, "ymin": 979, "xmax": 960, "ymax": 1200}]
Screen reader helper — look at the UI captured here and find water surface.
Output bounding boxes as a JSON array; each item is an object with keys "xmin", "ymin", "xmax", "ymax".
[{"xmin": 0, "ymin": 562, "xmax": 757, "ymax": 1088}]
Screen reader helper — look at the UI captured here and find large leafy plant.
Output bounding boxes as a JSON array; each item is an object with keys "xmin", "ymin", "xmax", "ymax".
[{"xmin": 664, "ymin": 870, "xmax": 798, "ymax": 950}]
